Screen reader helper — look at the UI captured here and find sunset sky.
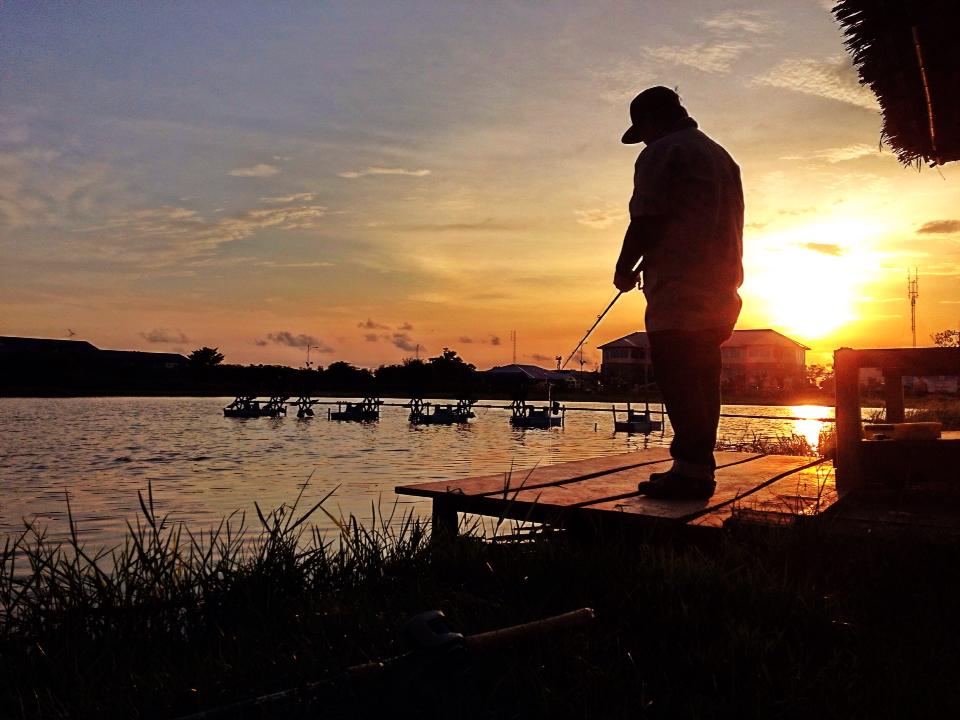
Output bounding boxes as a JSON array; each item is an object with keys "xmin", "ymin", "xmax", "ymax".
[{"xmin": 2, "ymin": 1, "xmax": 958, "ymax": 369}]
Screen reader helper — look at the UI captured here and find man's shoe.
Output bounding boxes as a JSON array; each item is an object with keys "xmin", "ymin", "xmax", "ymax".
[{"xmin": 637, "ymin": 470, "xmax": 716, "ymax": 500}]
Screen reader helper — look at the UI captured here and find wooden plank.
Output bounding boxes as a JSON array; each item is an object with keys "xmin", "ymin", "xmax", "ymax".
[
  {"xmin": 828, "ymin": 497, "xmax": 960, "ymax": 536},
  {"xmin": 834, "ymin": 347, "xmax": 863, "ymax": 495},
  {"xmin": 846, "ymin": 347, "xmax": 960, "ymax": 376},
  {"xmin": 696, "ymin": 462, "xmax": 837, "ymax": 528},
  {"xmin": 882, "ymin": 369, "xmax": 905, "ymax": 423},
  {"xmin": 397, "ymin": 450, "xmax": 828, "ymax": 535},
  {"xmin": 506, "ymin": 451, "xmax": 765, "ymax": 508},
  {"xmin": 860, "ymin": 437, "xmax": 960, "ymax": 489},
  {"xmin": 396, "ymin": 449, "xmax": 672, "ymax": 498},
  {"xmin": 588, "ymin": 454, "xmax": 820, "ymax": 521}
]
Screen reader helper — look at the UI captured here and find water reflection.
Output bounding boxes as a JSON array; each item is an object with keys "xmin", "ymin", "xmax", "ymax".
[
  {"xmin": 788, "ymin": 405, "xmax": 834, "ymax": 450},
  {"xmin": 0, "ymin": 397, "xmax": 835, "ymax": 550}
]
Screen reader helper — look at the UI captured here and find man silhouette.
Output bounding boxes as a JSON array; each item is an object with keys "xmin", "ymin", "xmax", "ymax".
[{"xmin": 613, "ymin": 86, "xmax": 743, "ymax": 499}]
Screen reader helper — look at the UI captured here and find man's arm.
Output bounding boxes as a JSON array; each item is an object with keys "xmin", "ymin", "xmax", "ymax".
[{"xmin": 613, "ymin": 216, "xmax": 660, "ymax": 292}]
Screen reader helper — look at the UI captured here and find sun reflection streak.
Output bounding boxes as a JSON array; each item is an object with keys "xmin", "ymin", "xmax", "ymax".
[{"xmin": 788, "ymin": 405, "xmax": 834, "ymax": 450}]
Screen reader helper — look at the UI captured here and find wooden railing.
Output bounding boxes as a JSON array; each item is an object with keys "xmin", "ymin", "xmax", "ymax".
[{"xmin": 834, "ymin": 347, "xmax": 960, "ymax": 494}]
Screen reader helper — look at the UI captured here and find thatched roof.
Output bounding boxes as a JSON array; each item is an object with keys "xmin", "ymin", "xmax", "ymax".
[{"xmin": 834, "ymin": 0, "xmax": 960, "ymax": 166}]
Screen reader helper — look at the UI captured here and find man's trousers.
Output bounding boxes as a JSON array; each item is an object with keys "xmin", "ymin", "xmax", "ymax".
[{"xmin": 647, "ymin": 325, "xmax": 734, "ymax": 471}]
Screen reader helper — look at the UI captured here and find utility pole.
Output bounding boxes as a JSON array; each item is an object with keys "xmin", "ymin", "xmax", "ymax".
[
  {"xmin": 415, "ymin": 343, "xmax": 420, "ymax": 361},
  {"xmin": 305, "ymin": 345, "xmax": 320, "ymax": 369},
  {"xmin": 907, "ymin": 269, "xmax": 919, "ymax": 347},
  {"xmin": 510, "ymin": 330, "xmax": 517, "ymax": 364}
]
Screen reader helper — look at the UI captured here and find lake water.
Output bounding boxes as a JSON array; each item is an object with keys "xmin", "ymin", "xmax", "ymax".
[{"xmin": 0, "ymin": 397, "xmax": 834, "ymax": 550}]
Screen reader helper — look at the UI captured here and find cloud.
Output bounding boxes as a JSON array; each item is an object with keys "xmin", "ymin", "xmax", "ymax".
[
  {"xmin": 803, "ymin": 242, "xmax": 843, "ymax": 256},
  {"xmin": 229, "ymin": 164, "xmax": 281, "ymax": 177},
  {"xmin": 358, "ymin": 318, "xmax": 389, "ymax": 330},
  {"xmin": 398, "ymin": 322, "xmax": 413, "ymax": 331},
  {"xmin": 362, "ymin": 330, "xmax": 423, "ymax": 352},
  {"xmin": 575, "ymin": 203, "xmax": 626, "ymax": 229},
  {"xmin": 262, "ymin": 331, "xmax": 334, "ymax": 352},
  {"xmin": 72, "ymin": 202, "xmax": 328, "ymax": 265},
  {"xmin": 701, "ymin": 10, "xmax": 778, "ymax": 35},
  {"xmin": 646, "ymin": 41, "xmax": 752, "ymax": 74},
  {"xmin": 390, "ymin": 332, "xmax": 420, "ymax": 352},
  {"xmin": 338, "ymin": 167, "xmax": 431, "ymax": 179},
  {"xmin": 0, "ymin": 147, "xmax": 124, "ymax": 230},
  {"xmin": 396, "ymin": 219, "xmax": 517, "ymax": 233},
  {"xmin": 594, "ymin": 61, "xmax": 655, "ymax": 104},
  {"xmin": 456, "ymin": 335, "xmax": 501, "ymax": 346},
  {"xmin": 254, "ymin": 339, "xmax": 268, "ymax": 346},
  {"xmin": 528, "ymin": 353, "xmax": 557, "ymax": 364},
  {"xmin": 814, "ymin": 143, "xmax": 879, "ymax": 163},
  {"xmin": 261, "ymin": 192, "xmax": 318, "ymax": 203},
  {"xmin": 752, "ymin": 55, "xmax": 879, "ymax": 110},
  {"xmin": 140, "ymin": 328, "xmax": 190, "ymax": 344},
  {"xmin": 940, "ymin": 300, "xmax": 960, "ymax": 304},
  {"xmin": 252, "ymin": 260, "xmax": 334, "ymax": 269},
  {"xmin": 918, "ymin": 220, "xmax": 960, "ymax": 234}
]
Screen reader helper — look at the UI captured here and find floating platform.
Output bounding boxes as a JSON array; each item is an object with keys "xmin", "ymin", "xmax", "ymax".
[
  {"xmin": 508, "ymin": 400, "xmax": 564, "ymax": 429},
  {"xmin": 612, "ymin": 403, "xmax": 663, "ymax": 435},
  {"xmin": 223, "ymin": 396, "xmax": 287, "ymax": 418},
  {"xmin": 408, "ymin": 399, "xmax": 476, "ymax": 425},
  {"xmin": 328, "ymin": 398, "xmax": 382, "ymax": 422},
  {"xmin": 396, "ymin": 448, "xmax": 837, "ymax": 538}
]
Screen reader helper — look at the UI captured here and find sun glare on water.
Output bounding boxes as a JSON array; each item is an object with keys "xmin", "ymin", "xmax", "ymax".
[{"xmin": 745, "ymin": 219, "xmax": 881, "ymax": 341}]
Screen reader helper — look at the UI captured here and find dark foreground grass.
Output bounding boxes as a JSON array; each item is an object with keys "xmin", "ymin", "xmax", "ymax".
[{"xmin": 3, "ymin": 485, "xmax": 960, "ymax": 719}]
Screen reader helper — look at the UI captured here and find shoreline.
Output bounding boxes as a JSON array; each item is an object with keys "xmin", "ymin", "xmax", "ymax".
[
  {"xmin": 5, "ymin": 389, "xmax": 958, "ymax": 411},
  {"xmin": 1, "ymin": 389, "xmax": 838, "ymax": 407}
]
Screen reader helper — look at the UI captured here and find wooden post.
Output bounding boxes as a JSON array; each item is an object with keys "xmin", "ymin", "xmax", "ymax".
[
  {"xmin": 882, "ymin": 369, "xmax": 905, "ymax": 422},
  {"xmin": 431, "ymin": 498, "xmax": 458, "ymax": 545},
  {"xmin": 834, "ymin": 348, "xmax": 863, "ymax": 496}
]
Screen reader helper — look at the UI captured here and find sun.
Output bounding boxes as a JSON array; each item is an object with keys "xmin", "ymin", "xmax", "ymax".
[{"xmin": 743, "ymin": 218, "xmax": 881, "ymax": 341}]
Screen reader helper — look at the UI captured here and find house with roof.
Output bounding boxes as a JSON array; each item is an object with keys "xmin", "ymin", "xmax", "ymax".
[
  {"xmin": 482, "ymin": 364, "xmax": 578, "ymax": 386},
  {"xmin": 597, "ymin": 329, "xmax": 809, "ymax": 392},
  {"xmin": 0, "ymin": 336, "xmax": 188, "ymax": 371}
]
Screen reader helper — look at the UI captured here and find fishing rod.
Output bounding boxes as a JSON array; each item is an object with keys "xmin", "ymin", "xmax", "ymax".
[
  {"xmin": 173, "ymin": 607, "xmax": 595, "ymax": 720},
  {"xmin": 560, "ymin": 291, "xmax": 622, "ymax": 370},
  {"xmin": 560, "ymin": 268, "xmax": 642, "ymax": 370}
]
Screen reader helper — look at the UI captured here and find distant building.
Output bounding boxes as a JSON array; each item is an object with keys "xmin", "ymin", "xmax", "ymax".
[
  {"xmin": 597, "ymin": 329, "xmax": 809, "ymax": 392},
  {"xmin": 0, "ymin": 336, "xmax": 188, "ymax": 370},
  {"xmin": 859, "ymin": 366, "xmax": 958, "ymax": 394},
  {"xmin": 0, "ymin": 336, "xmax": 99, "ymax": 355}
]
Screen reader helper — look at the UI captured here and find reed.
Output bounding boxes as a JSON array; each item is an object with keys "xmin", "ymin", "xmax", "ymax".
[
  {"xmin": 3, "ymin": 478, "xmax": 960, "ymax": 718},
  {"xmin": 868, "ymin": 402, "xmax": 960, "ymax": 429},
  {"xmin": 714, "ymin": 431, "xmax": 822, "ymax": 457}
]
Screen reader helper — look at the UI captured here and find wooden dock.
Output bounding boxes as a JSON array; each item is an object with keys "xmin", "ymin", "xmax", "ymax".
[
  {"xmin": 396, "ymin": 346, "xmax": 959, "ymax": 540},
  {"xmin": 396, "ymin": 449, "xmax": 837, "ymax": 538}
]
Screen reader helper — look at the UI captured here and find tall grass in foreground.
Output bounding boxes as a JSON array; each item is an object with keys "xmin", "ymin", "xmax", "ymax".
[
  {"xmin": 714, "ymin": 430, "xmax": 834, "ymax": 458},
  {"xmin": 1, "ymin": 481, "xmax": 429, "ymax": 642},
  {"xmin": 5, "ymin": 459, "xmax": 960, "ymax": 719},
  {"xmin": 0, "ymin": 480, "xmax": 439, "ymax": 719}
]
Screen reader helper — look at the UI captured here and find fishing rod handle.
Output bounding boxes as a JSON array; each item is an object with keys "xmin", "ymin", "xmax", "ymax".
[{"xmin": 465, "ymin": 607, "xmax": 595, "ymax": 653}]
